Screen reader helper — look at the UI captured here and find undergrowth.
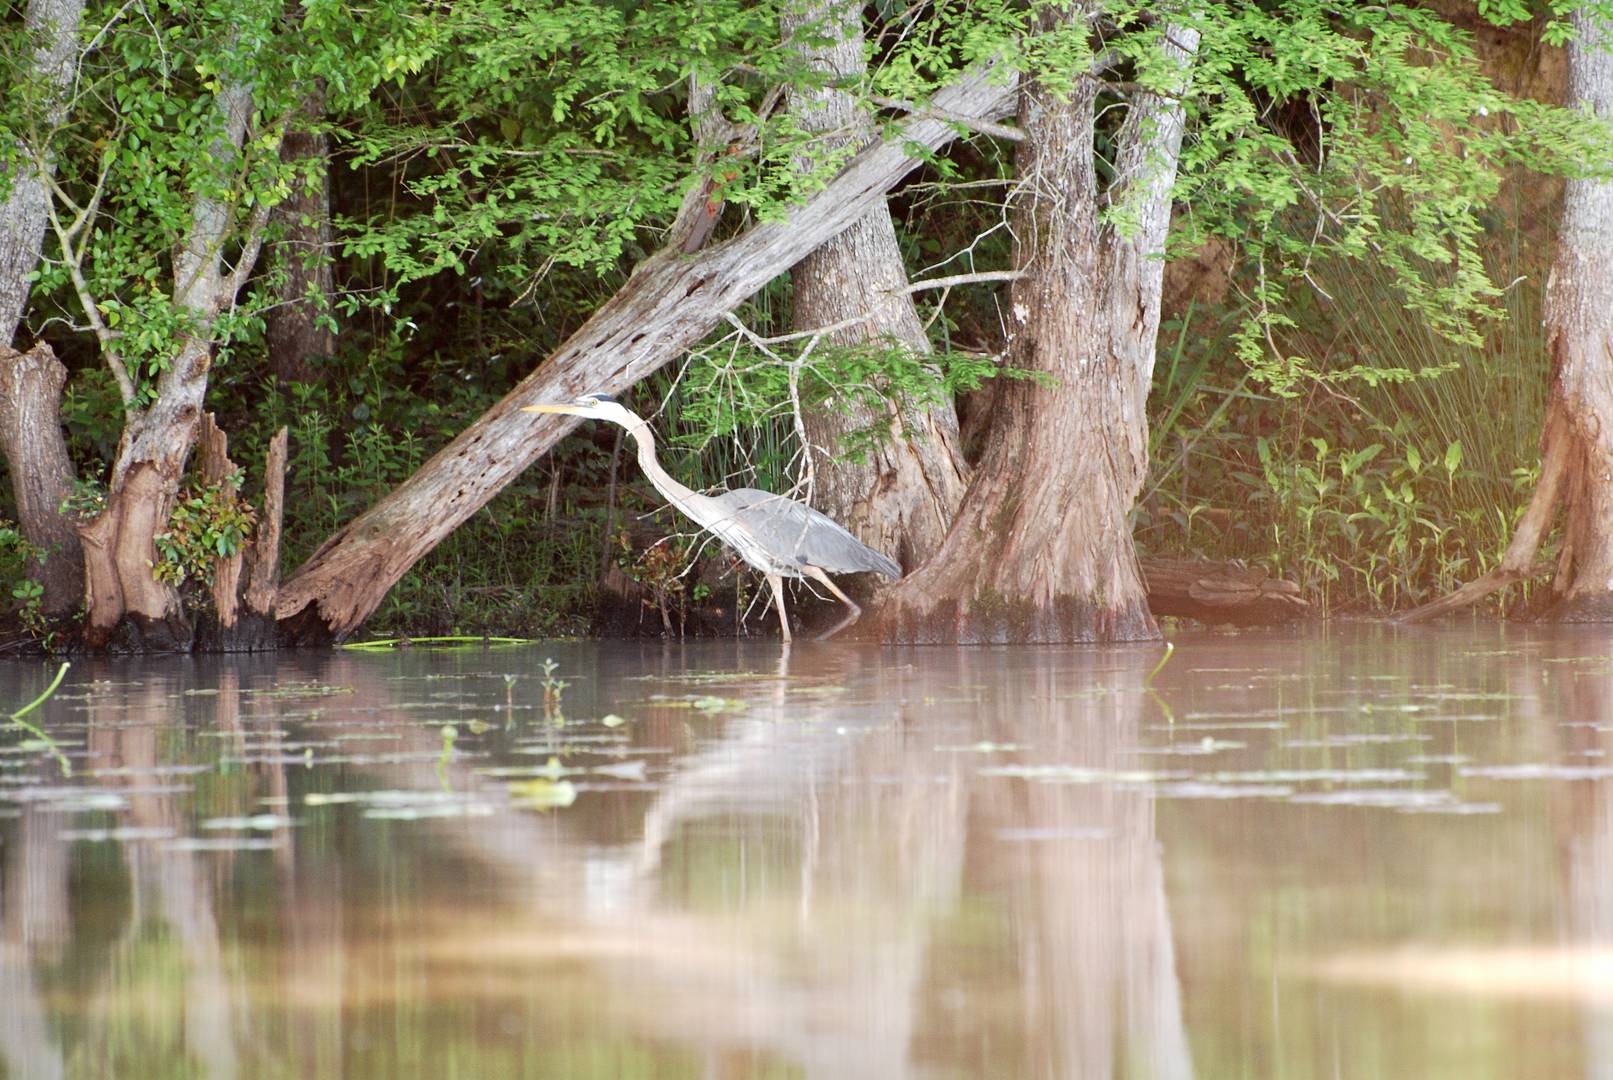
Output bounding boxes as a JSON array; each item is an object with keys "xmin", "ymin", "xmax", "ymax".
[{"xmin": 1139, "ymin": 224, "xmax": 1547, "ymax": 615}]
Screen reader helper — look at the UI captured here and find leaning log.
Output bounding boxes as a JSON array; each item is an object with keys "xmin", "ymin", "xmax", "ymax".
[{"xmin": 1139, "ymin": 557, "xmax": 1309, "ymax": 626}]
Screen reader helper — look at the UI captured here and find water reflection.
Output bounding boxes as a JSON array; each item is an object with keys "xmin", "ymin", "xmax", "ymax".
[{"xmin": 6, "ymin": 627, "xmax": 1613, "ymax": 1075}]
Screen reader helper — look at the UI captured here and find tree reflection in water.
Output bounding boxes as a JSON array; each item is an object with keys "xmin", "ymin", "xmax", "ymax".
[{"xmin": 0, "ymin": 643, "xmax": 1197, "ymax": 1077}]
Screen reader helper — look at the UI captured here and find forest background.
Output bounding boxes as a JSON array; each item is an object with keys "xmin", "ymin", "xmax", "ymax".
[{"xmin": 1, "ymin": 0, "xmax": 1611, "ymax": 650}]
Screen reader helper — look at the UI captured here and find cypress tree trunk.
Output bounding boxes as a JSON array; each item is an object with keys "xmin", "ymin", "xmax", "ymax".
[
  {"xmin": 868, "ymin": 7, "xmax": 1199, "ymax": 643},
  {"xmin": 1399, "ymin": 9, "xmax": 1613, "ymax": 624},
  {"xmin": 784, "ymin": 0, "xmax": 967, "ymax": 571},
  {"xmin": 1539, "ymin": 8, "xmax": 1613, "ymax": 620},
  {"xmin": 0, "ymin": 0, "xmax": 81, "ymax": 345}
]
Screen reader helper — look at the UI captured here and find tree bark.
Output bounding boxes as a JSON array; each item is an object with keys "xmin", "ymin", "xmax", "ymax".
[
  {"xmin": 265, "ymin": 90, "xmax": 335, "ymax": 383},
  {"xmin": 784, "ymin": 1, "xmax": 967, "ymax": 571},
  {"xmin": 1538, "ymin": 8, "xmax": 1613, "ymax": 620},
  {"xmin": 245, "ymin": 427, "xmax": 289, "ymax": 617},
  {"xmin": 78, "ymin": 71, "xmax": 264, "ymax": 650},
  {"xmin": 191, "ymin": 419, "xmax": 285, "ymax": 652},
  {"xmin": 0, "ymin": 0, "xmax": 82, "ymax": 346},
  {"xmin": 0, "ymin": 0, "xmax": 86, "ymax": 618},
  {"xmin": 274, "ymin": 59, "xmax": 1020, "ymax": 643},
  {"xmin": 0, "ymin": 343, "xmax": 82, "ymax": 613},
  {"xmin": 866, "ymin": 8, "xmax": 1200, "ymax": 643},
  {"xmin": 1399, "ymin": 9, "xmax": 1613, "ymax": 624},
  {"xmin": 196, "ymin": 414, "xmax": 245, "ymax": 629}
]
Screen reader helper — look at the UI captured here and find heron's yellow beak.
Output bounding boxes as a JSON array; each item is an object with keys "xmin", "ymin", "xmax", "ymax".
[{"xmin": 522, "ymin": 404, "xmax": 579, "ymax": 415}]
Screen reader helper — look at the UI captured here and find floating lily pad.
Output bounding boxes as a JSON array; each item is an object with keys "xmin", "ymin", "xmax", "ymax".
[
  {"xmin": 508, "ymin": 777, "xmax": 578, "ymax": 810},
  {"xmin": 200, "ymin": 814, "xmax": 296, "ymax": 831},
  {"xmin": 164, "ymin": 837, "xmax": 284, "ymax": 852},
  {"xmin": 1459, "ymin": 764, "xmax": 1613, "ymax": 781}
]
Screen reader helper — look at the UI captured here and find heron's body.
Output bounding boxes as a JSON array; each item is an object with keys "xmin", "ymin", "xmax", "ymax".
[{"xmin": 524, "ymin": 394, "xmax": 901, "ymax": 641}]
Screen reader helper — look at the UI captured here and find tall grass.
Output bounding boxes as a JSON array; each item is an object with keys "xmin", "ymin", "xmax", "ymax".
[{"xmin": 1141, "ymin": 225, "xmax": 1549, "ymax": 614}]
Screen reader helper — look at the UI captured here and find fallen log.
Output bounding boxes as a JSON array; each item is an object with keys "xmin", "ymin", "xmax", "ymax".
[{"xmin": 1140, "ymin": 557, "xmax": 1309, "ymax": 626}]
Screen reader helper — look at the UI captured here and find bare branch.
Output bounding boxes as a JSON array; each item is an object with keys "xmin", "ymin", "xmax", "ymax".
[
  {"xmin": 869, "ymin": 93, "xmax": 1024, "ymax": 142},
  {"xmin": 1088, "ymin": 48, "xmax": 1122, "ymax": 77},
  {"xmin": 903, "ymin": 269, "xmax": 1022, "ymax": 293},
  {"xmin": 725, "ymin": 310, "xmax": 871, "ymax": 347},
  {"xmin": 44, "ymin": 195, "xmax": 132, "ymax": 404},
  {"xmin": 224, "ymin": 197, "xmax": 275, "ymax": 301}
]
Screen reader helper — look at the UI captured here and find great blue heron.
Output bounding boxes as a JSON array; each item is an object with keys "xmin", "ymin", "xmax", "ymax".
[{"xmin": 523, "ymin": 394, "xmax": 901, "ymax": 641}]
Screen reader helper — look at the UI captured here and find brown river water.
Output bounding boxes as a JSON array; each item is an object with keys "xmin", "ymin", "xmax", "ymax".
[{"xmin": 2, "ymin": 623, "xmax": 1612, "ymax": 1078}]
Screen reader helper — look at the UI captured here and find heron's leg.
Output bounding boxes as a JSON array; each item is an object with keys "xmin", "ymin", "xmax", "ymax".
[
  {"xmin": 766, "ymin": 573, "xmax": 791, "ymax": 643},
  {"xmin": 803, "ymin": 565, "xmax": 861, "ymax": 641}
]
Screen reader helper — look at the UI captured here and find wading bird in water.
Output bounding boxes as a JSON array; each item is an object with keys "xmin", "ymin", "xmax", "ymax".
[{"xmin": 524, "ymin": 394, "xmax": 901, "ymax": 642}]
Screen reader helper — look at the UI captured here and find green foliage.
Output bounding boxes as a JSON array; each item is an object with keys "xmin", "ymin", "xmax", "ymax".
[
  {"xmin": 673, "ymin": 336, "xmax": 1036, "ymax": 473},
  {"xmin": 0, "ymin": 523, "xmax": 49, "ymax": 638},
  {"xmin": 13, "ymin": 0, "xmax": 431, "ymax": 400},
  {"xmin": 615, "ymin": 529, "xmax": 707, "ymax": 634},
  {"xmin": 1162, "ymin": 1, "xmax": 1613, "ymax": 390},
  {"xmin": 152, "ymin": 474, "xmax": 256, "ymax": 587}
]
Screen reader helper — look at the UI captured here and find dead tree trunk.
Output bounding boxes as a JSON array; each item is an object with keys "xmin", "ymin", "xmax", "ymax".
[
  {"xmin": 274, "ymin": 60, "xmax": 1019, "ymax": 643},
  {"xmin": 190, "ymin": 419, "xmax": 287, "ymax": 652},
  {"xmin": 265, "ymin": 89, "xmax": 335, "ymax": 384},
  {"xmin": 783, "ymin": 0, "xmax": 967, "ymax": 572},
  {"xmin": 1400, "ymin": 9, "xmax": 1613, "ymax": 624},
  {"xmin": 0, "ymin": 343, "xmax": 82, "ymax": 612},
  {"xmin": 866, "ymin": 8, "xmax": 1200, "ymax": 643}
]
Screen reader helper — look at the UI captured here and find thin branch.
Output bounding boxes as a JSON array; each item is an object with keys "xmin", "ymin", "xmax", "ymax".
[
  {"xmin": 725, "ymin": 310, "xmax": 871, "ymax": 347},
  {"xmin": 1088, "ymin": 48, "xmax": 1123, "ymax": 77},
  {"xmin": 869, "ymin": 94, "xmax": 1024, "ymax": 142},
  {"xmin": 902, "ymin": 269, "xmax": 1021, "ymax": 293},
  {"xmin": 43, "ymin": 192, "xmax": 132, "ymax": 404},
  {"xmin": 224, "ymin": 197, "xmax": 275, "ymax": 300}
]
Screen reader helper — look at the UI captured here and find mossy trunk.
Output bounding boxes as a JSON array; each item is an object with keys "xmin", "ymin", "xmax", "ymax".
[
  {"xmin": 78, "ymin": 336, "xmax": 216, "ymax": 649},
  {"xmin": 868, "ymin": 8, "xmax": 1198, "ymax": 644}
]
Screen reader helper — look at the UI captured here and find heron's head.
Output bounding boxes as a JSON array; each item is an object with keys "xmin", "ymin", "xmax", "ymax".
[{"xmin": 522, "ymin": 393, "xmax": 637, "ymax": 428}]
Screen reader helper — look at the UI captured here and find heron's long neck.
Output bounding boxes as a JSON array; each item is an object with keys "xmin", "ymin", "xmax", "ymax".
[{"xmin": 626, "ymin": 420, "xmax": 702, "ymax": 511}]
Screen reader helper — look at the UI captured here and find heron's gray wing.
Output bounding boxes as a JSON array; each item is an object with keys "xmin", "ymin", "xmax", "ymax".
[{"xmin": 713, "ymin": 488, "xmax": 902, "ymax": 579}]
